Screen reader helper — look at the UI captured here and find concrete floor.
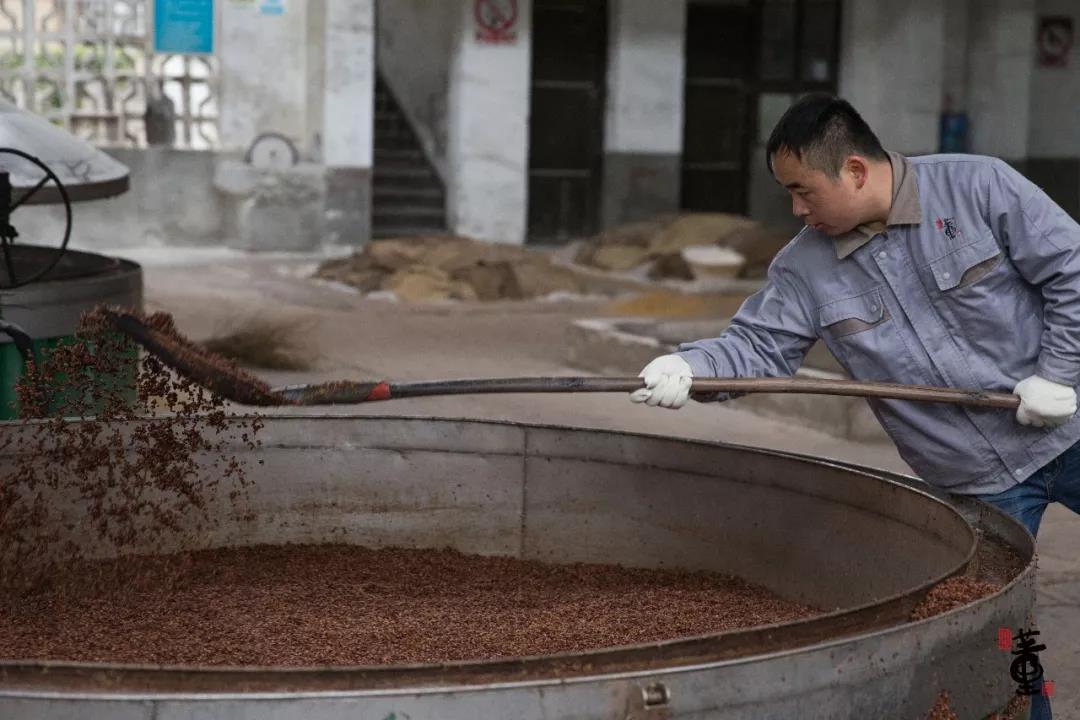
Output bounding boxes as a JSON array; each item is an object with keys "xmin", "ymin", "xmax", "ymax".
[{"xmin": 134, "ymin": 251, "xmax": 1080, "ymax": 717}]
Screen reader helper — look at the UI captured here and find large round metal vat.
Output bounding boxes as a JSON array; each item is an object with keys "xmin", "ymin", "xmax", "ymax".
[{"xmin": 0, "ymin": 416, "xmax": 1035, "ymax": 719}]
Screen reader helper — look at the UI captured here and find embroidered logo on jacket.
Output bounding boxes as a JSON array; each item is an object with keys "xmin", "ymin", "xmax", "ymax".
[{"xmin": 935, "ymin": 217, "xmax": 960, "ymax": 239}]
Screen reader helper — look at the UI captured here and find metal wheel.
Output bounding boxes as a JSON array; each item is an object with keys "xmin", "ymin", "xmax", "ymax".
[{"xmin": 0, "ymin": 147, "xmax": 73, "ymax": 289}]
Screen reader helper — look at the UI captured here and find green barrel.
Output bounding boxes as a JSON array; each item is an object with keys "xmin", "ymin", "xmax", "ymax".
[{"xmin": 0, "ymin": 247, "xmax": 142, "ymax": 419}]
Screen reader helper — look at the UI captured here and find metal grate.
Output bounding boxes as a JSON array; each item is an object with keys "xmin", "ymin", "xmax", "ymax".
[{"xmin": 0, "ymin": 0, "xmax": 218, "ymax": 148}]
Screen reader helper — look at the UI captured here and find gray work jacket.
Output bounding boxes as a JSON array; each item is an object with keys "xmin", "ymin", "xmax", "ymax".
[{"xmin": 677, "ymin": 152, "xmax": 1080, "ymax": 495}]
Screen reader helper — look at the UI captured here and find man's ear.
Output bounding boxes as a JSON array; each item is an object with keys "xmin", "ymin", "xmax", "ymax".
[{"xmin": 845, "ymin": 156, "xmax": 869, "ymax": 189}]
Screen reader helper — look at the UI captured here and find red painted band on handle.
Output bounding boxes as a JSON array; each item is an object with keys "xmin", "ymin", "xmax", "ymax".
[{"xmin": 365, "ymin": 381, "xmax": 392, "ymax": 402}]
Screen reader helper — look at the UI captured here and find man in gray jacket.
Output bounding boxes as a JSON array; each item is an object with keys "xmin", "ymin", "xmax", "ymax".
[{"xmin": 631, "ymin": 93, "xmax": 1080, "ymax": 539}]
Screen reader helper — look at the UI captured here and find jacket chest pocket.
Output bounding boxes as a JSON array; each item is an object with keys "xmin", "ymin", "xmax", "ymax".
[
  {"xmin": 925, "ymin": 232, "xmax": 1023, "ymax": 345},
  {"xmin": 817, "ymin": 289, "xmax": 896, "ymax": 380},
  {"xmin": 928, "ymin": 232, "xmax": 1005, "ymax": 295},
  {"xmin": 819, "ymin": 289, "xmax": 888, "ymax": 338}
]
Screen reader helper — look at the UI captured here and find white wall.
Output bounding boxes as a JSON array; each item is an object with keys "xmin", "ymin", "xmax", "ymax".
[
  {"xmin": 17, "ymin": 149, "xmax": 224, "ymax": 251},
  {"xmin": 1028, "ymin": 0, "xmax": 1080, "ymax": 157},
  {"xmin": 306, "ymin": 2, "xmax": 327, "ymax": 160},
  {"xmin": 447, "ymin": 0, "xmax": 532, "ymax": 244},
  {"xmin": 604, "ymin": 0, "xmax": 685, "ymax": 155},
  {"xmin": 839, "ymin": 0, "xmax": 945, "ymax": 155},
  {"xmin": 966, "ymin": 0, "xmax": 1036, "ymax": 160},
  {"xmin": 324, "ymin": 0, "xmax": 375, "ymax": 168},
  {"xmin": 376, "ymin": 0, "xmax": 457, "ymax": 179},
  {"xmin": 218, "ymin": 1, "xmax": 314, "ymax": 155},
  {"xmin": 217, "ymin": 0, "xmax": 378, "ymax": 248}
]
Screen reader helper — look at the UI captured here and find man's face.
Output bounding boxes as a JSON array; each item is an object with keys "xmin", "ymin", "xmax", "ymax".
[{"xmin": 771, "ymin": 150, "xmax": 864, "ymax": 236}]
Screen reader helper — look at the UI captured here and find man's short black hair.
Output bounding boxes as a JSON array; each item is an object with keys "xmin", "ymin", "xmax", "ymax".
[{"xmin": 765, "ymin": 93, "xmax": 887, "ymax": 177}]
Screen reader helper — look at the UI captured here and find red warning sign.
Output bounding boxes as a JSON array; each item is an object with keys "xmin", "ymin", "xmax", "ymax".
[
  {"xmin": 1037, "ymin": 16, "xmax": 1073, "ymax": 68},
  {"xmin": 475, "ymin": 0, "xmax": 518, "ymax": 44}
]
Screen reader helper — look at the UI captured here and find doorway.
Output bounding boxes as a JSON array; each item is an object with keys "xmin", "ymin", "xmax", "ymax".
[{"xmin": 527, "ymin": 0, "xmax": 608, "ymax": 242}]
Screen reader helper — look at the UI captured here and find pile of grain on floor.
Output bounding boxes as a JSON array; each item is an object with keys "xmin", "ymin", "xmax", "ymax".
[
  {"xmin": 314, "ymin": 235, "xmax": 584, "ymax": 302},
  {"xmin": 0, "ymin": 544, "xmax": 819, "ymax": 666},
  {"xmin": 574, "ymin": 213, "xmax": 792, "ymax": 280}
]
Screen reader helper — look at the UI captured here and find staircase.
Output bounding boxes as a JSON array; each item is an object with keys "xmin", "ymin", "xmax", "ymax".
[{"xmin": 372, "ymin": 76, "xmax": 447, "ymax": 239}]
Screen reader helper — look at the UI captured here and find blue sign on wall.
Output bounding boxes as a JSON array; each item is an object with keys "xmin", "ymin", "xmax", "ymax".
[
  {"xmin": 154, "ymin": 0, "xmax": 215, "ymax": 54},
  {"xmin": 259, "ymin": 0, "xmax": 285, "ymax": 16}
]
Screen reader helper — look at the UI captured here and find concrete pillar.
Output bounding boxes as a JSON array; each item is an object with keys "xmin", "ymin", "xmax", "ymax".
[
  {"xmin": 218, "ymin": 1, "xmax": 310, "ymax": 154},
  {"xmin": 322, "ymin": 0, "xmax": 375, "ymax": 244},
  {"xmin": 306, "ymin": 2, "xmax": 327, "ymax": 159},
  {"xmin": 1028, "ymin": 0, "xmax": 1080, "ymax": 157},
  {"xmin": 447, "ymin": 0, "xmax": 532, "ymax": 244},
  {"xmin": 838, "ymin": 0, "xmax": 946, "ymax": 155},
  {"xmin": 942, "ymin": 0, "xmax": 971, "ymax": 112},
  {"xmin": 600, "ymin": 0, "xmax": 686, "ymax": 228},
  {"xmin": 1028, "ymin": 0, "xmax": 1080, "ymax": 158},
  {"xmin": 217, "ymin": 0, "xmax": 329, "ymax": 252},
  {"xmin": 1024, "ymin": 0, "xmax": 1079, "ymax": 217},
  {"xmin": 216, "ymin": 1, "xmax": 375, "ymax": 250},
  {"xmin": 967, "ymin": 0, "xmax": 1036, "ymax": 161}
]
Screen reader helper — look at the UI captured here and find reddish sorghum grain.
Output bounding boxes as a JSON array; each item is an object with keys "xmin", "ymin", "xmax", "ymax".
[
  {"xmin": 0, "ymin": 307, "xmax": 262, "ymax": 586},
  {"xmin": 0, "ymin": 543, "xmax": 819, "ymax": 666}
]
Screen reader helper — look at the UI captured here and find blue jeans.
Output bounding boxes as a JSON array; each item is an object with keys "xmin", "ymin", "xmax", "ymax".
[
  {"xmin": 978, "ymin": 440, "xmax": 1080, "ymax": 538},
  {"xmin": 976, "ymin": 442, "xmax": 1080, "ymax": 720}
]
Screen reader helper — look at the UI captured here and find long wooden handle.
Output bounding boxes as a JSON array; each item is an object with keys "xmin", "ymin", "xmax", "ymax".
[
  {"xmin": 273, "ymin": 376, "xmax": 1020, "ymax": 410},
  {"xmin": 104, "ymin": 307, "xmax": 1018, "ymax": 411}
]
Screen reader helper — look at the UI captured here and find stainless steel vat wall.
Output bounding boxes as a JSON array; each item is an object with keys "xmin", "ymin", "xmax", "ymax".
[{"xmin": 0, "ymin": 416, "xmax": 1034, "ymax": 719}]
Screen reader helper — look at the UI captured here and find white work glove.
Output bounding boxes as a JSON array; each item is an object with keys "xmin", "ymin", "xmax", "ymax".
[
  {"xmin": 630, "ymin": 354, "xmax": 693, "ymax": 409},
  {"xmin": 1013, "ymin": 375, "xmax": 1078, "ymax": 428}
]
